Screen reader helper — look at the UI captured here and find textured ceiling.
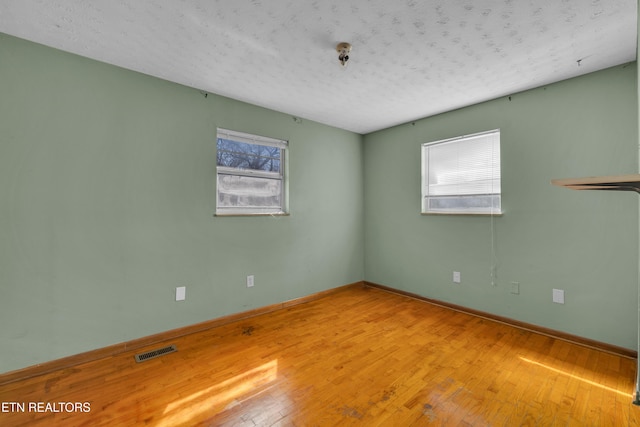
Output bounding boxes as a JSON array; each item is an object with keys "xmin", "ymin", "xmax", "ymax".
[{"xmin": 0, "ymin": 0, "xmax": 636, "ymax": 134}]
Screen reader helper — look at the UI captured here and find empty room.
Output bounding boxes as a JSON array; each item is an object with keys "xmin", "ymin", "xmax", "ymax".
[{"xmin": 1, "ymin": 1, "xmax": 640, "ymax": 425}]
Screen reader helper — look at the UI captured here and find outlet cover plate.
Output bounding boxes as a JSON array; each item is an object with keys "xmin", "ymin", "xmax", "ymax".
[
  {"xmin": 176, "ymin": 286, "xmax": 186, "ymax": 301},
  {"xmin": 510, "ymin": 282, "xmax": 520, "ymax": 295},
  {"xmin": 552, "ymin": 288, "xmax": 565, "ymax": 304}
]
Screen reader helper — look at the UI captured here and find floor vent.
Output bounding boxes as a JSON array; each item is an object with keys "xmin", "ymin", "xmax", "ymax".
[{"xmin": 134, "ymin": 344, "xmax": 177, "ymax": 363}]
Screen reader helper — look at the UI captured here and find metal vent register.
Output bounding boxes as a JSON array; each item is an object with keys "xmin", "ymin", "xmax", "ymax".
[{"xmin": 134, "ymin": 345, "xmax": 177, "ymax": 363}]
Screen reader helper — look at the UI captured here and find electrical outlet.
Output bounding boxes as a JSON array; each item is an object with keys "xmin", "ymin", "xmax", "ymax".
[
  {"xmin": 453, "ymin": 271, "xmax": 461, "ymax": 283},
  {"xmin": 510, "ymin": 282, "xmax": 520, "ymax": 295},
  {"xmin": 247, "ymin": 275, "xmax": 255, "ymax": 288},
  {"xmin": 552, "ymin": 289, "xmax": 565, "ymax": 304}
]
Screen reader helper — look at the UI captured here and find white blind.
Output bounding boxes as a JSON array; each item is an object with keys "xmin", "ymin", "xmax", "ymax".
[
  {"xmin": 424, "ymin": 130, "xmax": 500, "ymax": 197},
  {"xmin": 217, "ymin": 128, "xmax": 288, "ymax": 149}
]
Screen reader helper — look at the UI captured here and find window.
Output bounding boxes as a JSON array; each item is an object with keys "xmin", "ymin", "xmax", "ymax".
[
  {"xmin": 422, "ymin": 129, "xmax": 501, "ymax": 215},
  {"xmin": 216, "ymin": 128, "xmax": 287, "ymax": 215}
]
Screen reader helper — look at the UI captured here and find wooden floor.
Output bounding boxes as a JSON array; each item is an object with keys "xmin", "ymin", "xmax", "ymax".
[{"xmin": 1, "ymin": 286, "xmax": 639, "ymax": 426}]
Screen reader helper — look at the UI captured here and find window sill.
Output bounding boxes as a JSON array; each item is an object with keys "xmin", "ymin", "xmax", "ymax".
[
  {"xmin": 214, "ymin": 212, "xmax": 290, "ymax": 217},
  {"xmin": 421, "ymin": 212, "xmax": 503, "ymax": 217}
]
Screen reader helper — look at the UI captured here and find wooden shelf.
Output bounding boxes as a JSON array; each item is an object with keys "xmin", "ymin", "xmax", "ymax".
[{"xmin": 551, "ymin": 174, "xmax": 640, "ymax": 193}]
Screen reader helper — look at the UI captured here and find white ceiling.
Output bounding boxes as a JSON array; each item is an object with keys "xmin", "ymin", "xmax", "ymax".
[{"xmin": 0, "ymin": 0, "xmax": 636, "ymax": 134}]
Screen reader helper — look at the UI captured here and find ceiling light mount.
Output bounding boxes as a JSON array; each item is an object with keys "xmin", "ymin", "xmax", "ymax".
[{"xmin": 336, "ymin": 42, "xmax": 352, "ymax": 67}]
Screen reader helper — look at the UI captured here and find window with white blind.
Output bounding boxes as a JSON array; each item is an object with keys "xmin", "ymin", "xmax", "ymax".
[
  {"xmin": 216, "ymin": 128, "xmax": 288, "ymax": 216},
  {"xmin": 421, "ymin": 129, "xmax": 501, "ymax": 215}
]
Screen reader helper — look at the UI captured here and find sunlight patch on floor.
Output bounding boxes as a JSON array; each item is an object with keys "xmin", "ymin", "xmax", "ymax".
[
  {"xmin": 156, "ymin": 359, "xmax": 279, "ymax": 426},
  {"xmin": 519, "ymin": 356, "xmax": 631, "ymax": 398}
]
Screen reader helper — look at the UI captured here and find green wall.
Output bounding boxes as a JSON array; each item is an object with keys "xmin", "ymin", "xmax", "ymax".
[
  {"xmin": 1, "ymin": 31, "xmax": 638, "ymax": 374},
  {"xmin": 0, "ymin": 34, "xmax": 364, "ymax": 373},
  {"xmin": 364, "ymin": 63, "xmax": 639, "ymax": 350}
]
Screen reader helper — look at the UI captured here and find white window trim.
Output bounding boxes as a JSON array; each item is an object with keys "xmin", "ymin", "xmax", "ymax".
[
  {"xmin": 216, "ymin": 128, "xmax": 288, "ymax": 216},
  {"xmin": 421, "ymin": 129, "xmax": 502, "ymax": 216},
  {"xmin": 217, "ymin": 128, "xmax": 287, "ymax": 149}
]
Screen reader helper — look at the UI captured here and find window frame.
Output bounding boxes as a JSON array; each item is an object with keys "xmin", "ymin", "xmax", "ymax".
[
  {"xmin": 421, "ymin": 129, "xmax": 502, "ymax": 216},
  {"xmin": 215, "ymin": 128, "xmax": 288, "ymax": 216}
]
